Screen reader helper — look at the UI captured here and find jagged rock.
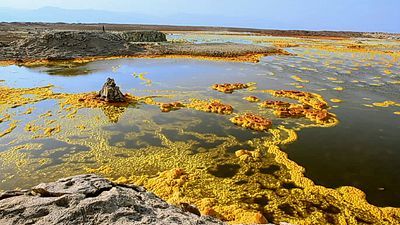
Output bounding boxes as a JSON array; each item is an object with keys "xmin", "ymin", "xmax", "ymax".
[
  {"xmin": 4, "ymin": 30, "xmax": 166, "ymax": 60},
  {"xmin": 120, "ymin": 30, "xmax": 167, "ymax": 42},
  {"xmin": 0, "ymin": 174, "xmax": 227, "ymax": 225},
  {"xmin": 98, "ymin": 78, "xmax": 126, "ymax": 102},
  {"xmin": 0, "ymin": 30, "xmax": 282, "ymax": 62}
]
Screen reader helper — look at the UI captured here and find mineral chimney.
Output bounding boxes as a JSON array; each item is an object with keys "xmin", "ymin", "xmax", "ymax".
[{"xmin": 98, "ymin": 78, "xmax": 126, "ymax": 102}]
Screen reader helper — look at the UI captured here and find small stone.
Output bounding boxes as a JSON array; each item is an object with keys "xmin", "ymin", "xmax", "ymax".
[
  {"xmin": 179, "ymin": 202, "xmax": 201, "ymax": 216},
  {"xmin": 253, "ymin": 212, "xmax": 268, "ymax": 224},
  {"xmin": 203, "ymin": 207, "xmax": 217, "ymax": 217}
]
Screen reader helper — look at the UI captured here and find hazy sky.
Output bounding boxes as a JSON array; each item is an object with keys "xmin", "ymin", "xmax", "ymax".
[{"xmin": 1, "ymin": 0, "xmax": 399, "ymax": 32}]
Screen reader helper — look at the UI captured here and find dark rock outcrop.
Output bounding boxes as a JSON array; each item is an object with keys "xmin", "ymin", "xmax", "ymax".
[
  {"xmin": 120, "ymin": 30, "xmax": 167, "ymax": 42},
  {"xmin": 98, "ymin": 78, "xmax": 126, "ymax": 102},
  {"xmin": 4, "ymin": 31, "xmax": 152, "ymax": 60},
  {"xmin": 0, "ymin": 30, "xmax": 282, "ymax": 63},
  {"xmin": 0, "ymin": 174, "xmax": 226, "ymax": 225}
]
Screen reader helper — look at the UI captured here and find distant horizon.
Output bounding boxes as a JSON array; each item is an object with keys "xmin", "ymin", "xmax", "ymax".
[
  {"xmin": 1, "ymin": 0, "xmax": 399, "ymax": 33},
  {"xmin": 2, "ymin": 20, "xmax": 398, "ymax": 35}
]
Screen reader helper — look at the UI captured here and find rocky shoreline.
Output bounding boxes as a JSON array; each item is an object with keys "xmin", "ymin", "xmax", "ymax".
[
  {"xmin": 0, "ymin": 30, "xmax": 283, "ymax": 64},
  {"xmin": 0, "ymin": 174, "xmax": 288, "ymax": 225},
  {"xmin": 0, "ymin": 174, "xmax": 225, "ymax": 225}
]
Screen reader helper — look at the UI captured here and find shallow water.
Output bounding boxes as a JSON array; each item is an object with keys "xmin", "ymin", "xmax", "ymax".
[{"xmin": 0, "ymin": 37, "xmax": 399, "ymax": 214}]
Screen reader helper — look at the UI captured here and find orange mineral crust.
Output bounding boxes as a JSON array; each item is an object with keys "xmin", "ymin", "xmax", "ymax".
[
  {"xmin": 212, "ymin": 83, "xmax": 250, "ymax": 93},
  {"xmin": 230, "ymin": 113, "xmax": 272, "ymax": 131}
]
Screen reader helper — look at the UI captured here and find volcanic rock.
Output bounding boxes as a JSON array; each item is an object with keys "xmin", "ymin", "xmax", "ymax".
[
  {"xmin": 98, "ymin": 78, "xmax": 126, "ymax": 102},
  {"xmin": 0, "ymin": 174, "xmax": 227, "ymax": 225}
]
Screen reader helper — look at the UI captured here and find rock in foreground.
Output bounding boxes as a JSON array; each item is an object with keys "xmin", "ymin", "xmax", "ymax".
[{"xmin": 0, "ymin": 174, "xmax": 225, "ymax": 225}]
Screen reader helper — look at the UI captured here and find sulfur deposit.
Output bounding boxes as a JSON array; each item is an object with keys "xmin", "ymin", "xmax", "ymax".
[
  {"xmin": 212, "ymin": 83, "xmax": 250, "ymax": 93},
  {"xmin": 230, "ymin": 113, "xmax": 273, "ymax": 131}
]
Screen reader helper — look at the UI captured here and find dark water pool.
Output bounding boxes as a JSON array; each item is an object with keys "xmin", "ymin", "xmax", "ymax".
[{"xmin": 0, "ymin": 49, "xmax": 399, "ymax": 207}]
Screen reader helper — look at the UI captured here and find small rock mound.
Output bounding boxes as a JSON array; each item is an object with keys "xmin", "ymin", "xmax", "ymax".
[
  {"xmin": 98, "ymin": 78, "xmax": 126, "ymax": 102},
  {"xmin": 0, "ymin": 174, "xmax": 225, "ymax": 225}
]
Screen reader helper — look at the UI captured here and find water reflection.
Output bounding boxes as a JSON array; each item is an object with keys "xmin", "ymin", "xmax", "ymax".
[
  {"xmin": 0, "ymin": 45, "xmax": 399, "ymax": 208},
  {"xmin": 25, "ymin": 61, "xmax": 95, "ymax": 76}
]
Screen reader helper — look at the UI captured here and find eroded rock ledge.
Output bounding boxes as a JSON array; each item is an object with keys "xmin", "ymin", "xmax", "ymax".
[
  {"xmin": 0, "ymin": 31, "xmax": 284, "ymax": 64},
  {"xmin": 0, "ymin": 174, "xmax": 228, "ymax": 225}
]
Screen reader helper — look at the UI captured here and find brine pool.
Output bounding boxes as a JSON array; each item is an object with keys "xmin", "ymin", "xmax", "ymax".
[{"xmin": 0, "ymin": 45, "xmax": 399, "ymax": 223}]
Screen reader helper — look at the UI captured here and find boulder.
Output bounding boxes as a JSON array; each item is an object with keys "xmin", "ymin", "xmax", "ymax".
[
  {"xmin": 0, "ymin": 174, "xmax": 226, "ymax": 225},
  {"xmin": 98, "ymin": 78, "xmax": 126, "ymax": 102}
]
